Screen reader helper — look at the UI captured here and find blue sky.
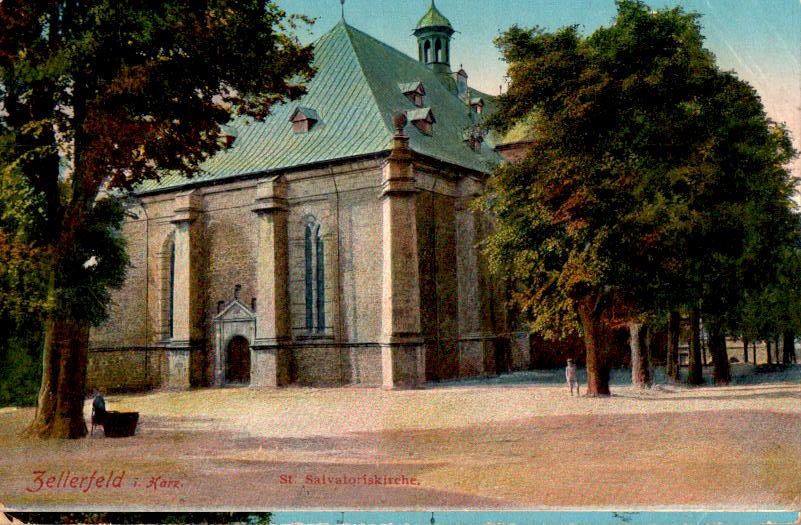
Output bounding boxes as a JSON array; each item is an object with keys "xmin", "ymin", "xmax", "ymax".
[{"xmin": 277, "ymin": 0, "xmax": 800, "ymax": 177}]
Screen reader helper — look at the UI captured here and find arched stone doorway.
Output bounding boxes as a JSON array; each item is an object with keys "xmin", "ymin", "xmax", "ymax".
[
  {"xmin": 226, "ymin": 335, "xmax": 251, "ymax": 384},
  {"xmin": 212, "ymin": 298, "xmax": 256, "ymax": 387}
]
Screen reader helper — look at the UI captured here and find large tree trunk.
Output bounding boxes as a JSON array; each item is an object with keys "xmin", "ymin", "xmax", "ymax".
[
  {"xmin": 766, "ymin": 340, "xmax": 772, "ymax": 364},
  {"xmin": 578, "ymin": 298, "xmax": 610, "ymax": 397},
  {"xmin": 707, "ymin": 321, "xmax": 730, "ymax": 385},
  {"xmin": 28, "ymin": 162, "xmax": 95, "ymax": 439},
  {"xmin": 666, "ymin": 310, "xmax": 680, "ymax": 382},
  {"xmin": 742, "ymin": 337, "xmax": 749, "ymax": 363},
  {"xmin": 687, "ymin": 308, "xmax": 703, "ymax": 385},
  {"xmin": 28, "ymin": 314, "xmax": 90, "ymax": 439},
  {"xmin": 630, "ymin": 322, "xmax": 650, "ymax": 387},
  {"xmin": 782, "ymin": 331, "xmax": 795, "ymax": 365}
]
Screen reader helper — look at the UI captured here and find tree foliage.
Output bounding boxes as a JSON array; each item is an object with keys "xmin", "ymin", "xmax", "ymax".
[
  {"xmin": 0, "ymin": 0, "xmax": 314, "ymax": 435},
  {"xmin": 482, "ymin": 0, "xmax": 798, "ymax": 393}
]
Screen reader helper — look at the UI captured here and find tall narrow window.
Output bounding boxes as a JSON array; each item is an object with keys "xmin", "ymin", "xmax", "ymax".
[
  {"xmin": 304, "ymin": 220, "xmax": 325, "ymax": 334},
  {"xmin": 435, "ymin": 39, "xmax": 442, "ymax": 62},
  {"xmin": 424, "ymin": 40, "xmax": 432, "ymax": 63},
  {"xmin": 168, "ymin": 240, "xmax": 175, "ymax": 339},
  {"xmin": 316, "ymin": 230, "xmax": 325, "ymax": 332},
  {"xmin": 304, "ymin": 225, "xmax": 314, "ymax": 330}
]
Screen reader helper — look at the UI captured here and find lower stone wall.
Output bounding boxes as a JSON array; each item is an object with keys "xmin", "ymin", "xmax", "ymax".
[
  {"xmin": 87, "ymin": 337, "xmax": 522, "ymax": 392},
  {"xmin": 458, "ymin": 337, "xmax": 497, "ymax": 378},
  {"xmin": 509, "ymin": 331, "xmax": 531, "ymax": 371},
  {"xmin": 86, "ymin": 347, "xmax": 168, "ymax": 393},
  {"xmin": 290, "ymin": 343, "xmax": 382, "ymax": 386},
  {"xmin": 424, "ymin": 339, "xmax": 460, "ymax": 381},
  {"xmin": 346, "ymin": 345, "xmax": 382, "ymax": 386}
]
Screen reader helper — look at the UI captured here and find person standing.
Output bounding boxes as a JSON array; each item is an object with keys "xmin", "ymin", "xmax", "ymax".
[
  {"xmin": 566, "ymin": 358, "xmax": 579, "ymax": 396},
  {"xmin": 91, "ymin": 389, "xmax": 106, "ymax": 436}
]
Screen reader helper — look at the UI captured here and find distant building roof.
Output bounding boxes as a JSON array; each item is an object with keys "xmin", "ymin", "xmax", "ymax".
[{"xmin": 139, "ymin": 20, "xmax": 499, "ymax": 193}]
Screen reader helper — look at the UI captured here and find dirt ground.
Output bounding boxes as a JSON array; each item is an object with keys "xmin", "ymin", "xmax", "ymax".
[{"xmin": 1, "ymin": 365, "xmax": 799, "ymax": 511}]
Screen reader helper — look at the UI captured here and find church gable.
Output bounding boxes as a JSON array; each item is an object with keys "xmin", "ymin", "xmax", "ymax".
[{"xmin": 215, "ymin": 299, "xmax": 256, "ymax": 322}]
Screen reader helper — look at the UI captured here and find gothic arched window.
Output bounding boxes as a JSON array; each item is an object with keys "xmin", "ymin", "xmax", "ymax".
[
  {"xmin": 159, "ymin": 232, "xmax": 176, "ymax": 341},
  {"xmin": 168, "ymin": 240, "xmax": 175, "ymax": 338},
  {"xmin": 304, "ymin": 220, "xmax": 325, "ymax": 333},
  {"xmin": 435, "ymin": 39, "xmax": 442, "ymax": 62},
  {"xmin": 424, "ymin": 40, "xmax": 432, "ymax": 63}
]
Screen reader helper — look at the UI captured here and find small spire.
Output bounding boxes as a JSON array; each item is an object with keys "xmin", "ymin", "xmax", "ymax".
[{"xmin": 340, "ymin": 0, "xmax": 345, "ymax": 20}]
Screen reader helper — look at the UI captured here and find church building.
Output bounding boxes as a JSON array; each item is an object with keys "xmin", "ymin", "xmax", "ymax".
[{"xmin": 87, "ymin": 2, "xmax": 530, "ymax": 391}]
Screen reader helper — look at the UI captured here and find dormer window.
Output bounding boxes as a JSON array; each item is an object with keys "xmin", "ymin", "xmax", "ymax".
[
  {"xmin": 399, "ymin": 82, "xmax": 425, "ymax": 107},
  {"xmin": 463, "ymin": 128, "xmax": 484, "ymax": 153},
  {"xmin": 289, "ymin": 106, "xmax": 319, "ymax": 134},
  {"xmin": 219, "ymin": 124, "xmax": 238, "ymax": 147},
  {"xmin": 406, "ymin": 107, "xmax": 435, "ymax": 135},
  {"xmin": 470, "ymin": 97, "xmax": 484, "ymax": 114}
]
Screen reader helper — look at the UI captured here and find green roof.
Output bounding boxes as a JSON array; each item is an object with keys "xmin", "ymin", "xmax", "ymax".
[
  {"xmin": 416, "ymin": 1, "xmax": 453, "ymax": 30},
  {"xmin": 139, "ymin": 21, "xmax": 499, "ymax": 193}
]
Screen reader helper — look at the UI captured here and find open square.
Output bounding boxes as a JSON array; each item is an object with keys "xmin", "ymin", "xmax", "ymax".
[{"xmin": 2, "ymin": 365, "xmax": 799, "ymax": 510}]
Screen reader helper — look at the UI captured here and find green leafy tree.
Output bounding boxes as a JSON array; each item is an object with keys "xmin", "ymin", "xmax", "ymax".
[
  {"xmin": 482, "ymin": 0, "xmax": 798, "ymax": 394},
  {"xmin": 0, "ymin": 1, "xmax": 314, "ymax": 438},
  {"xmin": 684, "ymin": 75, "xmax": 798, "ymax": 384},
  {"xmin": 483, "ymin": 0, "xmax": 721, "ymax": 395},
  {"xmin": 0, "ymin": 132, "xmax": 49, "ymax": 407},
  {"xmin": 740, "ymin": 245, "xmax": 801, "ymax": 366}
]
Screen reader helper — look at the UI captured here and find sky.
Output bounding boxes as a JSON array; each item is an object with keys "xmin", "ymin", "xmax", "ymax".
[{"xmin": 276, "ymin": 0, "xmax": 801, "ymax": 178}]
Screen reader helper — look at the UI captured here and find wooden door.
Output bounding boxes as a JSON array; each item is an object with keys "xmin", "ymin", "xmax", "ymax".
[{"xmin": 226, "ymin": 336, "xmax": 251, "ymax": 384}]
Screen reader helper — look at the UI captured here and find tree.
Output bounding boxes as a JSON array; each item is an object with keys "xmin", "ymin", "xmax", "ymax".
[
  {"xmin": 665, "ymin": 310, "xmax": 681, "ymax": 381},
  {"xmin": 0, "ymin": 1, "xmax": 314, "ymax": 438},
  {"xmin": 684, "ymin": 73, "xmax": 799, "ymax": 384},
  {"xmin": 482, "ymin": 0, "xmax": 722, "ymax": 395},
  {"xmin": 483, "ymin": 0, "xmax": 798, "ymax": 394},
  {"xmin": 0, "ymin": 175, "xmax": 48, "ymax": 406},
  {"xmin": 740, "ymin": 245, "xmax": 801, "ymax": 367}
]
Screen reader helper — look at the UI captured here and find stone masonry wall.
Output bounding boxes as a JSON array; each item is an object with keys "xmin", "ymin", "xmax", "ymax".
[
  {"xmin": 86, "ymin": 348, "xmax": 167, "ymax": 393},
  {"xmin": 87, "ymin": 155, "xmax": 509, "ymax": 390},
  {"xmin": 417, "ymin": 186, "xmax": 460, "ymax": 381},
  {"xmin": 90, "ymin": 207, "xmax": 148, "ymax": 347}
]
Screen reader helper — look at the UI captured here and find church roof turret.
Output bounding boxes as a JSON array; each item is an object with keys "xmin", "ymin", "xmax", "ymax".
[{"xmin": 416, "ymin": 1, "xmax": 453, "ymax": 31}]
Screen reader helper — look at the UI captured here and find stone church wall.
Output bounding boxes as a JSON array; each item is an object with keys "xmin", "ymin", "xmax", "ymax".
[
  {"xmin": 283, "ymin": 161, "xmax": 385, "ymax": 385},
  {"xmin": 87, "ymin": 156, "xmax": 516, "ymax": 391},
  {"xmin": 86, "ymin": 348, "xmax": 167, "ymax": 393},
  {"xmin": 416, "ymin": 180, "xmax": 460, "ymax": 381},
  {"xmin": 90, "ymin": 207, "xmax": 149, "ymax": 348}
]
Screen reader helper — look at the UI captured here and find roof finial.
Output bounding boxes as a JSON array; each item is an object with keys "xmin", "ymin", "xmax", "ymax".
[{"xmin": 340, "ymin": 0, "xmax": 345, "ymax": 20}]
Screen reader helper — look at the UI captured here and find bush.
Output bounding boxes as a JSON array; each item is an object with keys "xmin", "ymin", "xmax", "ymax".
[{"xmin": 0, "ymin": 330, "xmax": 43, "ymax": 407}]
